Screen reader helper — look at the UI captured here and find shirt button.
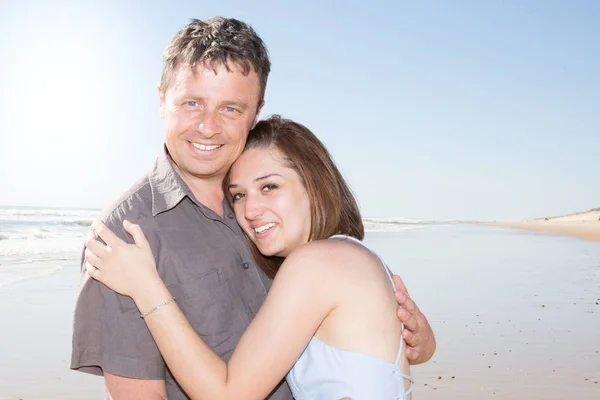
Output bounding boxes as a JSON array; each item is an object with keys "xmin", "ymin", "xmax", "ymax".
[
  {"xmin": 227, "ymin": 212, "xmax": 234, "ymax": 219},
  {"xmin": 242, "ymin": 262, "xmax": 250, "ymax": 269}
]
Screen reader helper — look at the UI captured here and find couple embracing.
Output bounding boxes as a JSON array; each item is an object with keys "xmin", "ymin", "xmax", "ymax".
[{"xmin": 72, "ymin": 16, "xmax": 435, "ymax": 400}]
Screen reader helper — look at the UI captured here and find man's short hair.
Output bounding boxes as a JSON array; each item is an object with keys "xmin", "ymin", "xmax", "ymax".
[{"xmin": 161, "ymin": 17, "xmax": 271, "ymax": 106}]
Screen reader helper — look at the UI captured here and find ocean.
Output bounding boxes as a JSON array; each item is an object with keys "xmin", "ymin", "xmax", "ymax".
[
  {"xmin": 0, "ymin": 206, "xmax": 96, "ymax": 287},
  {"xmin": 0, "ymin": 206, "xmax": 454, "ymax": 289}
]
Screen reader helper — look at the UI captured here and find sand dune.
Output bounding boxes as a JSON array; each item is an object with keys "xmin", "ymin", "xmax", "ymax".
[
  {"xmin": 533, "ymin": 209, "xmax": 600, "ymax": 222},
  {"xmin": 496, "ymin": 208, "xmax": 600, "ymax": 242}
]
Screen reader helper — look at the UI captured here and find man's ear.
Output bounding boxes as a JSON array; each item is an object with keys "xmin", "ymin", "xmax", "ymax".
[
  {"xmin": 158, "ymin": 84, "xmax": 166, "ymax": 119},
  {"xmin": 253, "ymin": 101, "xmax": 265, "ymax": 128}
]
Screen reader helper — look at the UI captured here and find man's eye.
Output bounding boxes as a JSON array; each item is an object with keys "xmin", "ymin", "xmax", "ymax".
[
  {"xmin": 224, "ymin": 106, "xmax": 237, "ymax": 113},
  {"xmin": 186, "ymin": 101, "xmax": 198, "ymax": 107}
]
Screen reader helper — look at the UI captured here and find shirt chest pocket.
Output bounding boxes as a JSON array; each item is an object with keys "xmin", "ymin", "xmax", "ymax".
[{"xmin": 167, "ymin": 266, "xmax": 247, "ymax": 354}]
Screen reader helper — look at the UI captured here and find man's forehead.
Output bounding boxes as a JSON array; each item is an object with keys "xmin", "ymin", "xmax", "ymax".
[
  {"xmin": 169, "ymin": 61, "xmax": 260, "ymax": 96},
  {"xmin": 175, "ymin": 59, "xmax": 254, "ymax": 79}
]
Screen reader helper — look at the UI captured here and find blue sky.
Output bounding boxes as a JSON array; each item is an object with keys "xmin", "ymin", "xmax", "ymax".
[{"xmin": 0, "ymin": 0, "xmax": 598, "ymax": 220}]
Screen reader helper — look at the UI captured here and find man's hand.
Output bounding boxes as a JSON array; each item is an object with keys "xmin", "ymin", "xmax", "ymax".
[{"xmin": 393, "ymin": 274, "xmax": 436, "ymax": 365}]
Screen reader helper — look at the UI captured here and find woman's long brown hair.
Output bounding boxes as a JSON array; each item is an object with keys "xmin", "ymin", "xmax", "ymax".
[{"xmin": 223, "ymin": 115, "xmax": 364, "ymax": 279}]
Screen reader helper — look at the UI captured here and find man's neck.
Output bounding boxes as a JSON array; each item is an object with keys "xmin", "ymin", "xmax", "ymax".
[
  {"xmin": 186, "ymin": 176, "xmax": 225, "ymax": 217},
  {"xmin": 164, "ymin": 150, "xmax": 228, "ymax": 216},
  {"xmin": 169, "ymin": 162, "xmax": 226, "ymax": 216}
]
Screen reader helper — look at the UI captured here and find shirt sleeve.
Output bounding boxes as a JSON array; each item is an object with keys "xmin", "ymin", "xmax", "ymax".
[{"xmin": 70, "ymin": 206, "xmax": 165, "ymax": 379}]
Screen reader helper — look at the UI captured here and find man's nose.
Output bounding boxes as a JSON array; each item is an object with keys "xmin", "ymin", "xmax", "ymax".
[{"xmin": 196, "ymin": 109, "xmax": 221, "ymax": 138}]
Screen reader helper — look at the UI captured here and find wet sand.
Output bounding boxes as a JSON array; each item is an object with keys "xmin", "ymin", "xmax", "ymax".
[
  {"xmin": 368, "ymin": 224, "xmax": 600, "ymax": 400},
  {"xmin": 0, "ymin": 262, "xmax": 104, "ymax": 399}
]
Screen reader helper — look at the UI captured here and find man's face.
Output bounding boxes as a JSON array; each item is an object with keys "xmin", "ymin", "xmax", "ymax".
[{"xmin": 159, "ymin": 62, "xmax": 263, "ymax": 184}]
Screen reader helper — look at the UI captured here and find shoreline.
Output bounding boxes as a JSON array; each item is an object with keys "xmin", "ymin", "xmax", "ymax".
[
  {"xmin": 492, "ymin": 209, "xmax": 600, "ymax": 242},
  {"xmin": 493, "ymin": 221, "xmax": 600, "ymax": 242}
]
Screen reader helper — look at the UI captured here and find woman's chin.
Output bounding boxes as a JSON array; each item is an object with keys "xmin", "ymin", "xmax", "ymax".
[
  {"xmin": 257, "ymin": 244, "xmax": 287, "ymax": 258},
  {"xmin": 258, "ymin": 247, "xmax": 280, "ymax": 257}
]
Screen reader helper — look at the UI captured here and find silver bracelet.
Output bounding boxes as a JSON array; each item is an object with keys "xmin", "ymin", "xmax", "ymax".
[{"xmin": 139, "ymin": 296, "xmax": 176, "ymax": 319}]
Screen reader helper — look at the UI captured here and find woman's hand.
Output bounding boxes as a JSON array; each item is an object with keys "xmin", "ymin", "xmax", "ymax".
[
  {"xmin": 85, "ymin": 219, "xmax": 161, "ymax": 300},
  {"xmin": 392, "ymin": 274, "xmax": 436, "ymax": 365}
]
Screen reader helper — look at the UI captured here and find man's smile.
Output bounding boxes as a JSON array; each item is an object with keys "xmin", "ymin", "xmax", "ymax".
[{"xmin": 190, "ymin": 141, "xmax": 223, "ymax": 151}]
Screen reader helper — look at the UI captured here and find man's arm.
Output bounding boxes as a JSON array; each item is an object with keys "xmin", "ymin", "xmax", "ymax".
[
  {"xmin": 71, "ymin": 209, "xmax": 169, "ymax": 397},
  {"xmin": 393, "ymin": 274, "xmax": 436, "ymax": 365},
  {"xmin": 104, "ymin": 372, "xmax": 167, "ymax": 400}
]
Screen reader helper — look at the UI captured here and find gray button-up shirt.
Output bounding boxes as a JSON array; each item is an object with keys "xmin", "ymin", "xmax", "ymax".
[{"xmin": 71, "ymin": 147, "xmax": 292, "ymax": 399}]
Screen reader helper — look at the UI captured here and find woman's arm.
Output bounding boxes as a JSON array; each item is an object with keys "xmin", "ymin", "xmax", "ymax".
[{"xmin": 86, "ymin": 220, "xmax": 337, "ymax": 400}]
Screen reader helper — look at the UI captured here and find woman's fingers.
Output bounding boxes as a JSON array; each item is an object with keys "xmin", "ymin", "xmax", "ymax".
[
  {"xmin": 91, "ymin": 220, "xmax": 124, "ymax": 248},
  {"xmin": 392, "ymin": 274, "xmax": 410, "ymax": 298},
  {"xmin": 85, "ymin": 230, "xmax": 109, "ymax": 258},
  {"xmin": 123, "ymin": 220, "xmax": 150, "ymax": 248},
  {"xmin": 85, "ymin": 261, "xmax": 102, "ymax": 281},
  {"xmin": 84, "ymin": 248, "xmax": 102, "ymax": 269},
  {"xmin": 397, "ymin": 306, "xmax": 418, "ymax": 332}
]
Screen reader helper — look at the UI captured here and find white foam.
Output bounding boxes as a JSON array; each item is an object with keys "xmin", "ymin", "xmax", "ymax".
[{"xmin": 363, "ymin": 222, "xmax": 426, "ymax": 233}]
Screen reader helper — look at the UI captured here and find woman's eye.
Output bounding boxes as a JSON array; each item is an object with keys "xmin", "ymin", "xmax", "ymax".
[
  {"xmin": 262, "ymin": 184, "xmax": 278, "ymax": 192},
  {"xmin": 231, "ymin": 192, "xmax": 244, "ymax": 202}
]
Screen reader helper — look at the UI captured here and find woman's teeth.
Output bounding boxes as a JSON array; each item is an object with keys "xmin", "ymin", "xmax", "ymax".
[{"xmin": 255, "ymin": 222, "xmax": 275, "ymax": 234}]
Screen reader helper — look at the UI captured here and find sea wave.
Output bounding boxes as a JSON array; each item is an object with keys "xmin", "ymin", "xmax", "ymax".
[
  {"xmin": 362, "ymin": 217, "xmax": 487, "ymax": 233},
  {"xmin": 364, "ymin": 217, "xmax": 490, "ymax": 225},
  {"xmin": 0, "ymin": 207, "xmax": 483, "ymax": 241},
  {"xmin": 73, "ymin": 219, "xmax": 93, "ymax": 226},
  {"xmin": 0, "ymin": 216, "xmax": 91, "ymax": 242},
  {"xmin": 0, "ymin": 230, "xmax": 86, "ymax": 241},
  {"xmin": 364, "ymin": 223, "xmax": 426, "ymax": 233},
  {"xmin": 365, "ymin": 217, "xmax": 452, "ymax": 225},
  {"xmin": 0, "ymin": 207, "xmax": 99, "ymax": 217}
]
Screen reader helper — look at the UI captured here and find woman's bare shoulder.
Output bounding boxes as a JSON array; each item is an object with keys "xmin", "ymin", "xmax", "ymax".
[{"xmin": 281, "ymin": 237, "xmax": 376, "ymax": 278}]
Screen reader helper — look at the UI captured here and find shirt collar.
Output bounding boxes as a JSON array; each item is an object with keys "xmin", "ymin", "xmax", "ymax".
[{"xmin": 148, "ymin": 146, "xmax": 195, "ymax": 217}]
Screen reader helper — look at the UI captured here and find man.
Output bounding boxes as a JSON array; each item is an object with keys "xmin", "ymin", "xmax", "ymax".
[{"xmin": 71, "ymin": 17, "xmax": 435, "ymax": 399}]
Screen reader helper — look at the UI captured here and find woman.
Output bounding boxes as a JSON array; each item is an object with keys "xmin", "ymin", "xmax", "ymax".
[{"xmin": 85, "ymin": 116, "xmax": 414, "ymax": 399}]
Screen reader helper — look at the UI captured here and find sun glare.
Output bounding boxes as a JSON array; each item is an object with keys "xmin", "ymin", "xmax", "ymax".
[
  {"xmin": 3, "ymin": 10, "xmax": 120, "ymax": 182},
  {"xmin": 1, "ymin": 7, "xmax": 129, "ymax": 206}
]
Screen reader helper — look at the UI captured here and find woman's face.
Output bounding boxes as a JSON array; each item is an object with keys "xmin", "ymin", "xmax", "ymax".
[{"xmin": 228, "ymin": 146, "xmax": 312, "ymax": 257}]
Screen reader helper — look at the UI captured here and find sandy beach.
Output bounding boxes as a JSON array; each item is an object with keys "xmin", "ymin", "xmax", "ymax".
[
  {"xmin": 1, "ymin": 213, "xmax": 599, "ymax": 399},
  {"xmin": 495, "ymin": 209, "xmax": 600, "ymax": 242},
  {"xmin": 379, "ymin": 223, "xmax": 600, "ymax": 400}
]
